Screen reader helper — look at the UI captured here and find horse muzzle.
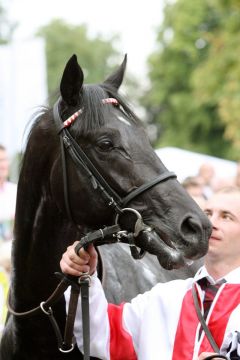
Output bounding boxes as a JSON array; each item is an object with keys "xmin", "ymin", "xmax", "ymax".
[{"xmin": 135, "ymin": 223, "xmax": 209, "ymax": 270}]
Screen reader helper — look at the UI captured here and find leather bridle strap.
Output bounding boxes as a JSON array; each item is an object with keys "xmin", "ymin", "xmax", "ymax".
[
  {"xmin": 74, "ymin": 224, "xmax": 120, "ymax": 255},
  {"xmin": 79, "ymin": 275, "xmax": 91, "ymax": 360},
  {"xmin": 63, "ymin": 283, "xmax": 80, "ymax": 351},
  {"xmin": 53, "ymin": 100, "xmax": 123, "ymax": 214},
  {"xmin": 7, "ymin": 277, "xmax": 70, "ymax": 317},
  {"xmin": 121, "ymin": 171, "xmax": 176, "ymax": 206},
  {"xmin": 202, "ymin": 357, "xmax": 229, "ymax": 360},
  {"xmin": 192, "ymin": 284, "xmax": 228, "ymax": 359},
  {"xmin": 62, "ymin": 274, "xmax": 91, "ymax": 358},
  {"xmin": 51, "ymin": 98, "xmax": 178, "ymax": 359},
  {"xmin": 7, "ymin": 224, "xmax": 123, "ymax": 355},
  {"xmin": 61, "ymin": 126, "xmax": 176, "ymax": 209},
  {"xmin": 53, "ymin": 99, "xmax": 177, "ymax": 214}
]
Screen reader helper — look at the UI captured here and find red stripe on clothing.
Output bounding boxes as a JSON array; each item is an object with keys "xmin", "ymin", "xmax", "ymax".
[
  {"xmin": 108, "ymin": 303, "xmax": 137, "ymax": 360},
  {"xmin": 172, "ymin": 288, "xmax": 199, "ymax": 360},
  {"xmin": 199, "ymin": 284, "xmax": 240, "ymax": 354}
]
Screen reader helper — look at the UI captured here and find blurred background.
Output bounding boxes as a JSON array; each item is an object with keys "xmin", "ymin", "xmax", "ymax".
[{"xmin": 1, "ymin": 0, "xmax": 240, "ymax": 181}]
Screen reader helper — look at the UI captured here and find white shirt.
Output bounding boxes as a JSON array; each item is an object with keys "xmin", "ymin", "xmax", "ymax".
[
  {"xmin": 66, "ymin": 266, "xmax": 240, "ymax": 360},
  {"xmin": 0, "ymin": 181, "xmax": 17, "ymax": 241},
  {"xmin": 0, "ymin": 181, "xmax": 17, "ymax": 221}
]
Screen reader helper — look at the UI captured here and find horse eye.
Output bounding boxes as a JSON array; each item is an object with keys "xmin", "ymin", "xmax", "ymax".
[{"xmin": 97, "ymin": 140, "xmax": 113, "ymax": 151}]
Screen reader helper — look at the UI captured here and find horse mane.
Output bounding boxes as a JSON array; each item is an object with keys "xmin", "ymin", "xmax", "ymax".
[{"xmin": 13, "ymin": 107, "xmax": 63, "ymax": 285}]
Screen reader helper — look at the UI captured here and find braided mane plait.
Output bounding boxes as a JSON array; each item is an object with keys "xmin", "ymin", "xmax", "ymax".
[
  {"xmin": 60, "ymin": 83, "xmax": 139, "ymax": 136},
  {"xmin": 63, "ymin": 98, "xmax": 119, "ymax": 129},
  {"xmin": 63, "ymin": 109, "xmax": 83, "ymax": 128}
]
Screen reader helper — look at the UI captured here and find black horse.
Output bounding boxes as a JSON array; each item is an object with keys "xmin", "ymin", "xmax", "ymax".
[{"xmin": 0, "ymin": 54, "xmax": 211, "ymax": 360}]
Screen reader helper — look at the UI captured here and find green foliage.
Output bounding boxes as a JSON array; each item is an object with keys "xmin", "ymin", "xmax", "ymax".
[
  {"xmin": 37, "ymin": 19, "xmax": 121, "ymax": 97},
  {"xmin": 144, "ymin": 0, "xmax": 240, "ymax": 160},
  {"xmin": 0, "ymin": 2, "xmax": 14, "ymax": 44}
]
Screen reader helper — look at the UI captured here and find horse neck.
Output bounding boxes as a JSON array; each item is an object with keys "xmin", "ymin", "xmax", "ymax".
[{"xmin": 12, "ymin": 179, "xmax": 78, "ymax": 308}]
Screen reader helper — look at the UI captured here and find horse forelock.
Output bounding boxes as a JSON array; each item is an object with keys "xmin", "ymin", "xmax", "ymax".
[{"xmin": 61, "ymin": 83, "xmax": 140, "ymax": 137}]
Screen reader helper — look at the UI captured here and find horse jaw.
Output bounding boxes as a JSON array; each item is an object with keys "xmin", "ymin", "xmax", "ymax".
[{"xmin": 135, "ymin": 230, "xmax": 201, "ymax": 270}]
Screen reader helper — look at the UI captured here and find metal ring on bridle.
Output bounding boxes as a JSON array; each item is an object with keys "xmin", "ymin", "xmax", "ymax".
[
  {"xmin": 59, "ymin": 344, "xmax": 75, "ymax": 353},
  {"xmin": 115, "ymin": 207, "xmax": 142, "ymax": 226},
  {"xmin": 40, "ymin": 301, "xmax": 52, "ymax": 316},
  {"xmin": 78, "ymin": 272, "xmax": 91, "ymax": 286}
]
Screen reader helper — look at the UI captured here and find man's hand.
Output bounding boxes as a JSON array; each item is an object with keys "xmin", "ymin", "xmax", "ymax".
[
  {"xmin": 197, "ymin": 352, "xmax": 223, "ymax": 360},
  {"xmin": 60, "ymin": 242, "xmax": 98, "ymax": 276}
]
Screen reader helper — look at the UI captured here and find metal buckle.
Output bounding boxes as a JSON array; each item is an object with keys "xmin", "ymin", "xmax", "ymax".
[
  {"xmin": 78, "ymin": 272, "xmax": 91, "ymax": 286},
  {"xmin": 59, "ymin": 343, "xmax": 75, "ymax": 353},
  {"xmin": 115, "ymin": 207, "xmax": 145, "ymax": 237},
  {"xmin": 40, "ymin": 301, "xmax": 53, "ymax": 316}
]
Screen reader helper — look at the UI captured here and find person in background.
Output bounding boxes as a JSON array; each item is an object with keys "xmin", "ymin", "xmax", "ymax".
[
  {"xmin": 182, "ymin": 176, "xmax": 206, "ymax": 209},
  {"xmin": 0, "ymin": 242, "xmax": 10, "ymax": 338},
  {"xmin": 0, "ymin": 144, "xmax": 17, "ymax": 243},
  {"xmin": 60, "ymin": 187, "xmax": 240, "ymax": 360},
  {"xmin": 234, "ymin": 162, "xmax": 240, "ymax": 188},
  {"xmin": 197, "ymin": 163, "xmax": 216, "ymax": 199},
  {"xmin": 0, "ymin": 145, "xmax": 16, "ymax": 338}
]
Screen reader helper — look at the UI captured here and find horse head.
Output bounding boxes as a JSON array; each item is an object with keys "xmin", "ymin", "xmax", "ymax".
[
  {"xmin": 50, "ymin": 54, "xmax": 212, "ymax": 270},
  {"xmin": 0, "ymin": 53, "xmax": 213, "ymax": 360}
]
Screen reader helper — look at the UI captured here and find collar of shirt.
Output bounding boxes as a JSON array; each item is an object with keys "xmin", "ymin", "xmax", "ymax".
[{"xmin": 194, "ymin": 265, "xmax": 240, "ymax": 285}]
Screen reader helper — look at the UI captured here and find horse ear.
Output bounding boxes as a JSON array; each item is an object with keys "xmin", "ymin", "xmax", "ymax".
[
  {"xmin": 60, "ymin": 54, "xmax": 84, "ymax": 106},
  {"xmin": 103, "ymin": 54, "xmax": 127, "ymax": 90}
]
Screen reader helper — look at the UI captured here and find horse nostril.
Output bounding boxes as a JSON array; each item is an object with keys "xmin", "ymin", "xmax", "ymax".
[
  {"xmin": 179, "ymin": 215, "xmax": 209, "ymax": 258},
  {"xmin": 180, "ymin": 216, "xmax": 202, "ymax": 239}
]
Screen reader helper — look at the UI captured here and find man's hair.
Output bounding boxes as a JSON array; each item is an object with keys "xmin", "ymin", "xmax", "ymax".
[
  {"xmin": 0, "ymin": 144, "xmax": 6, "ymax": 151},
  {"xmin": 182, "ymin": 176, "xmax": 202, "ymax": 189}
]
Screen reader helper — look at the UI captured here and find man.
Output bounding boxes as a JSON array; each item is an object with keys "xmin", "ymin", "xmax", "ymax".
[{"xmin": 60, "ymin": 187, "xmax": 240, "ymax": 359}]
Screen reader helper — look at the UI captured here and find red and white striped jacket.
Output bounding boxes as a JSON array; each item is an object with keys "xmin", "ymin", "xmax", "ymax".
[{"xmin": 66, "ymin": 266, "xmax": 240, "ymax": 360}]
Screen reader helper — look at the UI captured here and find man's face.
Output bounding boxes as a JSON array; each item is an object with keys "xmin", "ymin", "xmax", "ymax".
[
  {"xmin": 204, "ymin": 192, "xmax": 240, "ymax": 265},
  {"xmin": 0, "ymin": 149, "xmax": 9, "ymax": 183}
]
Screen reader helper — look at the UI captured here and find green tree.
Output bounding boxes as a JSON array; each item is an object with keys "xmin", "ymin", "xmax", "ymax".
[
  {"xmin": 144, "ymin": 0, "xmax": 239, "ymax": 159},
  {"xmin": 192, "ymin": 0, "xmax": 240, "ymax": 159},
  {"xmin": 37, "ymin": 19, "xmax": 121, "ymax": 97},
  {"xmin": 0, "ymin": 2, "xmax": 14, "ymax": 44}
]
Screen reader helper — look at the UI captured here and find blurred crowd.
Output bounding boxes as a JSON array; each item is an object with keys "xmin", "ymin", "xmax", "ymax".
[
  {"xmin": 182, "ymin": 161, "xmax": 240, "ymax": 209},
  {"xmin": 0, "ymin": 144, "xmax": 17, "ymax": 336}
]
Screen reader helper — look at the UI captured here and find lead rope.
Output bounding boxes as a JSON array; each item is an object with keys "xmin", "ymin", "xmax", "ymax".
[
  {"xmin": 71, "ymin": 209, "xmax": 148, "ymax": 359},
  {"xmin": 7, "ymin": 211, "xmax": 149, "ymax": 358},
  {"xmin": 79, "ymin": 275, "xmax": 91, "ymax": 360},
  {"xmin": 60, "ymin": 273, "xmax": 91, "ymax": 358}
]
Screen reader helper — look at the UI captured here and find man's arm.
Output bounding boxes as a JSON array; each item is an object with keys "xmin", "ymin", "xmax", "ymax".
[
  {"xmin": 61, "ymin": 243, "xmax": 111, "ymax": 359},
  {"xmin": 197, "ymin": 353, "xmax": 225, "ymax": 359}
]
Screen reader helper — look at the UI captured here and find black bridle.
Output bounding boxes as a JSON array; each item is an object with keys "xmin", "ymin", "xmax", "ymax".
[
  {"xmin": 53, "ymin": 97, "xmax": 176, "ymax": 226},
  {"xmin": 52, "ymin": 97, "xmax": 178, "ymax": 359},
  {"xmin": 7, "ymin": 98, "xmax": 177, "ymax": 359}
]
